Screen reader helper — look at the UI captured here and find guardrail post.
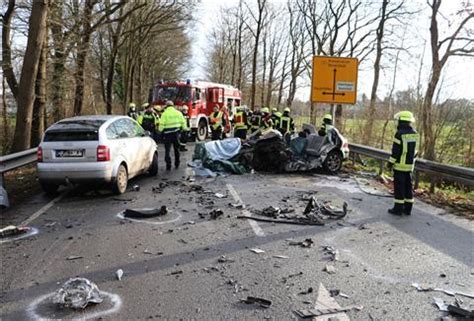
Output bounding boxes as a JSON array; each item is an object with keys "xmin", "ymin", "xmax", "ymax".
[
  {"xmin": 429, "ymin": 175, "xmax": 436, "ymax": 194},
  {"xmin": 379, "ymin": 160, "xmax": 384, "ymax": 176},
  {"xmin": 0, "ymin": 172, "xmax": 4, "ymax": 187}
]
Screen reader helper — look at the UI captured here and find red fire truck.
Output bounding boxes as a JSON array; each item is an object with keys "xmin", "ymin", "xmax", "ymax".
[{"xmin": 151, "ymin": 80, "xmax": 242, "ymax": 141}]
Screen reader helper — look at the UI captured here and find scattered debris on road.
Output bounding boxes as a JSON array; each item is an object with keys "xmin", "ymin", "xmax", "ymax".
[
  {"xmin": 132, "ymin": 184, "xmax": 140, "ymax": 192},
  {"xmin": 294, "ymin": 305, "xmax": 363, "ymax": 318},
  {"xmin": 241, "ymin": 296, "xmax": 272, "ymax": 308},
  {"xmin": 288, "ymin": 238, "xmax": 314, "ymax": 248},
  {"xmin": 0, "ymin": 225, "xmax": 30, "ymax": 238},
  {"xmin": 250, "ymin": 248, "xmax": 265, "ymax": 254},
  {"xmin": 217, "ymin": 255, "xmax": 235, "ymax": 263},
  {"xmin": 298, "ymin": 287, "xmax": 314, "ymax": 295},
  {"xmin": 116, "ymin": 269, "xmax": 124, "ymax": 281},
  {"xmin": 433, "ymin": 297, "xmax": 448, "ymax": 312},
  {"xmin": 253, "ymin": 206, "xmax": 294, "ymax": 218},
  {"xmin": 304, "ymin": 196, "xmax": 348, "ymax": 219},
  {"xmin": 324, "ymin": 264, "xmax": 336, "ymax": 274},
  {"xmin": 52, "ymin": 278, "xmax": 103, "ymax": 309},
  {"xmin": 215, "ymin": 192, "xmax": 227, "ymax": 198},
  {"xmin": 123, "ymin": 206, "xmax": 168, "ymax": 219},
  {"xmin": 412, "ymin": 283, "xmax": 474, "ymax": 299},
  {"xmin": 209, "ymin": 209, "xmax": 224, "ymax": 219},
  {"xmin": 322, "ymin": 245, "xmax": 340, "ymax": 261},
  {"xmin": 229, "ymin": 202, "xmax": 245, "ymax": 209},
  {"xmin": 66, "ymin": 255, "xmax": 83, "ymax": 261},
  {"xmin": 168, "ymin": 270, "xmax": 183, "ymax": 276},
  {"xmin": 273, "ymin": 255, "xmax": 289, "ymax": 259}
]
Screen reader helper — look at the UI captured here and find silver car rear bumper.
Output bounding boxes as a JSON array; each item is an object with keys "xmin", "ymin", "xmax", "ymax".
[{"xmin": 37, "ymin": 162, "xmax": 114, "ymax": 184}]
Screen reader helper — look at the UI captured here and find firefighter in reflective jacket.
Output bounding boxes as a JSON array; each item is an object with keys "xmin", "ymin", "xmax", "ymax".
[
  {"xmin": 158, "ymin": 100, "xmax": 187, "ymax": 171},
  {"xmin": 271, "ymin": 107, "xmax": 282, "ymax": 126},
  {"xmin": 250, "ymin": 108, "xmax": 262, "ymax": 133},
  {"xmin": 137, "ymin": 104, "xmax": 159, "ymax": 142},
  {"xmin": 388, "ymin": 111, "xmax": 419, "ymax": 216},
  {"xmin": 277, "ymin": 107, "xmax": 295, "ymax": 144},
  {"xmin": 318, "ymin": 114, "xmax": 334, "ymax": 136},
  {"xmin": 128, "ymin": 103, "xmax": 138, "ymax": 120},
  {"xmin": 277, "ymin": 107, "xmax": 295, "ymax": 135},
  {"xmin": 260, "ymin": 107, "xmax": 273, "ymax": 130},
  {"xmin": 233, "ymin": 106, "xmax": 248, "ymax": 140},
  {"xmin": 210, "ymin": 106, "xmax": 225, "ymax": 140}
]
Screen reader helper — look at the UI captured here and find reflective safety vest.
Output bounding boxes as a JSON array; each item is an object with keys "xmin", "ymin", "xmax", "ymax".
[
  {"xmin": 389, "ymin": 127, "xmax": 419, "ymax": 172},
  {"xmin": 158, "ymin": 106, "xmax": 187, "ymax": 133},
  {"xmin": 210, "ymin": 111, "xmax": 223, "ymax": 130},
  {"xmin": 251, "ymin": 113, "xmax": 262, "ymax": 130},
  {"xmin": 138, "ymin": 112, "xmax": 158, "ymax": 132},
  {"xmin": 234, "ymin": 111, "xmax": 246, "ymax": 129},
  {"xmin": 278, "ymin": 116, "xmax": 293, "ymax": 133}
]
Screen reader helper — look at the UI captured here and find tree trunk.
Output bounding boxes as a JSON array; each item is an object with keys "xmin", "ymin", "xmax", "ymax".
[
  {"xmin": 363, "ymin": 0, "xmax": 388, "ymax": 145},
  {"xmin": 73, "ymin": 0, "xmax": 94, "ymax": 116},
  {"xmin": 31, "ymin": 33, "xmax": 48, "ymax": 147},
  {"xmin": 2, "ymin": 0, "xmax": 19, "ymax": 101},
  {"xmin": 422, "ymin": 66, "xmax": 440, "ymax": 160},
  {"xmin": 335, "ymin": 104, "xmax": 343, "ymax": 129},
  {"xmin": 310, "ymin": 102, "xmax": 317, "ymax": 125},
  {"xmin": 11, "ymin": 0, "xmax": 49, "ymax": 152},
  {"xmin": 2, "ymin": 75, "xmax": 10, "ymax": 154}
]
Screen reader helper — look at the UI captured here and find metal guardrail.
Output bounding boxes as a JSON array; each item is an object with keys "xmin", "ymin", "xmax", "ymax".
[
  {"xmin": 0, "ymin": 148, "xmax": 38, "ymax": 207},
  {"xmin": 349, "ymin": 143, "xmax": 474, "ymax": 187}
]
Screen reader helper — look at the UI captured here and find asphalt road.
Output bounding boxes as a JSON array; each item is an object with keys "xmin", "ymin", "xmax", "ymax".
[{"xmin": 1, "ymin": 144, "xmax": 473, "ymax": 320}]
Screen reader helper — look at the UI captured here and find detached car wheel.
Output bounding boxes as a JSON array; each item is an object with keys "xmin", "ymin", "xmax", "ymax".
[
  {"xmin": 197, "ymin": 120, "xmax": 208, "ymax": 141},
  {"xmin": 324, "ymin": 150, "xmax": 343, "ymax": 174},
  {"xmin": 113, "ymin": 164, "xmax": 128, "ymax": 194},
  {"xmin": 149, "ymin": 152, "xmax": 158, "ymax": 176},
  {"xmin": 40, "ymin": 181, "xmax": 59, "ymax": 195}
]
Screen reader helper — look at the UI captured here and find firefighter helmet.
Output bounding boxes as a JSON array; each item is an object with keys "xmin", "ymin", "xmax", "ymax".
[
  {"xmin": 165, "ymin": 100, "xmax": 174, "ymax": 107},
  {"xmin": 262, "ymin": 107, "xmax": 270, "ymax": 113},
  {"xmin": 323, "ymin": 114, "xmax": 332, "ymax": 121},
  {"xmin": 142, "ymin": 103, "xmax": 150, "ymax": 109},
  {"xmin": 129, "ymin": 102, "xmax": 136, "ymax": 108},
  {"xmin": 284, "ymin": 107, "xmax": 291, "ymax": 113},
  {"xmin": 394, "ymin": 111, "xmax": 415, "ymax": 123},
  {"xmin": 272, "ymin": 107, "xmax": 277, "ymax": 112}
]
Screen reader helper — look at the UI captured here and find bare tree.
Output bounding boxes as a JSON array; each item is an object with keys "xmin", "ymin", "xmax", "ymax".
[
  {"xmin": 2, "ymin": 0, "xmax": 19, "ymax": 101},
  {"xmin": 31, "ymin": 31, "xmax": 48, "ymax": 147},
  {"xmin": 11, "ymin": 0, "xmax": 48, "ymax": 152},
  {"xmin": 421, "ymin": 0, "xmax": 473, "ymax": 160}
]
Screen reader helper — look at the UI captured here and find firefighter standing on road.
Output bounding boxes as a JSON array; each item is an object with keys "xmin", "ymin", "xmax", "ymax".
[
  {"xmin": 250, "ymin": 108, "xmax": 262, "ymax": 133},
  {"xmin": 388, "ymin": 111, "xmax": 419, "ymax": 216},
  {"xmin": 271, "ymin": 107, "xmax": 282, "ymax": 126},
  {"xmin": 158, "ymin": 100, "xmax": 187, "ymax": 171},
  {"xmin": 128, "ymin": 103, "xmax": 138, "ymax": 120},
  {"xmin": 318, "ymin": 114, "xmax": 334, "ymax": 136},
  {"xmin": 210, "ymin": 106, "xmax": 225, "ymax": 140},
  {"xmin": 233, "ymin": 106, "xmax": 248, "ymax": 140},
  {"xmin": 179, "ymin": 105, "xmax": 190, "ymax": 151},
  {"xmin": 137, "ymin": 104, "xmax": 159, "ymax": 142},
  {"xmin": 260, "ymin": 107, "xmax": 273, "ymax": 130},
  {"xmin": 277, "ymin": 107, "xmax": 295, "ymax": 144}
]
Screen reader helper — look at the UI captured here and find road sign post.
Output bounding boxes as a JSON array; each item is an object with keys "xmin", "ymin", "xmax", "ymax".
[{"xmin": 311, "ymin": 56, "xmax": 358, "ymax": 105}]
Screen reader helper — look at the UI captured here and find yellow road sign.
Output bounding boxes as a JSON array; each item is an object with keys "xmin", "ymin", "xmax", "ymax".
[{"xmin": 311, "ymin": 56, "xmax": 358, "ymax": 104}]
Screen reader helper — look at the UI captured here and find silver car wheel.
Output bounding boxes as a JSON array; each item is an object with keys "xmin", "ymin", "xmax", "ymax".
[{"xmin": 326, "ymin": 152, "xmax": 342, "ymax": 172}]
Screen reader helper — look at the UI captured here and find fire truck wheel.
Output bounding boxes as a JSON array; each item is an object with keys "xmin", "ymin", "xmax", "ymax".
[{"xmin": 197, "ymin": 119, "xmax": 208, "ymax": 141}]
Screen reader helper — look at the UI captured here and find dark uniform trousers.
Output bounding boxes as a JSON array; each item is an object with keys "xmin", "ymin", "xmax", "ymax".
[
  {"xmin": 234, "ymin": 128, "xmax": 247, "ymax": 139},
  {"xmin": 393, "ymin": 170, "xmax": 414, "ymax": 213},
  {"xmin": 163, "ymin": 131, "xmax": 180, "ymax": 168}
]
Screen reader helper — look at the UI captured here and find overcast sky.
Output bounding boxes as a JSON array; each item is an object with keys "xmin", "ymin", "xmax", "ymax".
[{"xmin": 189, "ymin": 0, "xmax": 474, "ymax": 102}]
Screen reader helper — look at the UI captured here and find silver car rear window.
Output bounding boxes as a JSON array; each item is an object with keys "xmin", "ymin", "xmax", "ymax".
[{"xmin": 44, "ymin": 119, "xmax": 106, "ymax": 142}]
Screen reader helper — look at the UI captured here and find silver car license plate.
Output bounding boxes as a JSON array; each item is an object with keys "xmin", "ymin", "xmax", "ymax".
[{"xmin": 55, "ymin": 149, "xmax": 84, "ymax": 158}]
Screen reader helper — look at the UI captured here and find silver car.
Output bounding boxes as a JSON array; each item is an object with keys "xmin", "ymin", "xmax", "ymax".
[{"xmin": 37, "ymin": 115, "xmax": 158, "ymax": 194}]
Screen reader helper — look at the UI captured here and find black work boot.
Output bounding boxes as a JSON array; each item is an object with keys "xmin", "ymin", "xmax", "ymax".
[
  {"xmin": 175, "ymin": 162, "xmax": 180, "ymax": 169},
  {"xmin": 388, "ymin": 204, "xmax": 404, "ymax": 216},
  {"xmin": 166, "ymin": 164, "xmax": 171, "ymax": 171},
  {"xmin": 404, "ymin": 203, "xmax": 413, "ymax": 215}
]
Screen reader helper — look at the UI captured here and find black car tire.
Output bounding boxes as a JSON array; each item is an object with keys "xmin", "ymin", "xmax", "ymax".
[
  {"xmin": 149, "ymin": 152, "xmax": 158, "ymax": 176},
  {"xmin": 113, "ymin": 164, "xmax": 128, "ymax": 194},
  {"xmin": 323, "ymin": 150, "xmax": 343, "ymax": 174}
]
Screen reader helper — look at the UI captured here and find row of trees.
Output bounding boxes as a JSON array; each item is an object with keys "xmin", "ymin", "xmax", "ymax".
[
  {"xmin": 2, "ymin": 0, "xmax": 192, "ymax": 152},
  {"xmin": 207, "ymin": 0, "xmax": 473, "ymax": 161}
]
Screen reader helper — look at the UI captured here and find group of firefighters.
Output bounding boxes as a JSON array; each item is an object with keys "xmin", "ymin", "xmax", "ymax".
[
  {"xmin": 209, "ymin": 105, "xmax": 297, "ymax": 141},
  {"xmin": 127, "ymin": 101, "xmax": 419, "ymax": 218}
]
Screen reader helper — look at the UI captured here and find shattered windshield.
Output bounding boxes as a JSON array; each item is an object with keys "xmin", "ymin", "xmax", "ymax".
[{"xmin": 155, "ymin": 86, "xmax": 191, "ymax": 103}]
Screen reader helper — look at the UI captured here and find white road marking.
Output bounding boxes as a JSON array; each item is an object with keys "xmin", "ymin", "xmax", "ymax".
[
  {"xmin": 21, "ymin": 192, "xmax": 67, "ymax": 226},
  {"xmin": 226, "ymin": 183, "xmax": 265, "ymax": 237}
]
